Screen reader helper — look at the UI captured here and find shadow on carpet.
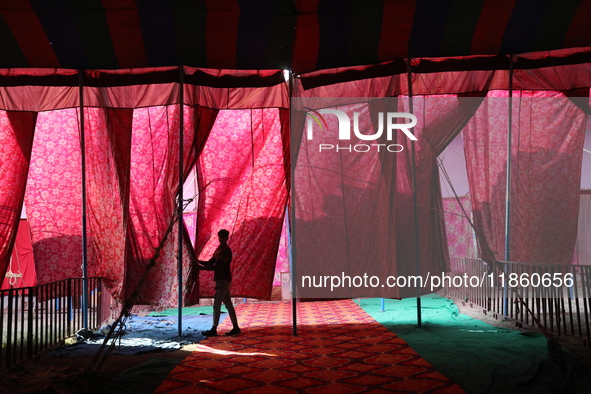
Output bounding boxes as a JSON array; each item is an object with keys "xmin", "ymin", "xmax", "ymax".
[{"xmin": 102, "ymin": 357, "xmax": 182, "ymax": 394}]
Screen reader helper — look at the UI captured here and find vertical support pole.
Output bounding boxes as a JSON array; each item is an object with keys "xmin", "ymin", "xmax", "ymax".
[
  {"xmin": 178, "ymin": 66, "xmax": 185, "ymax": 337},
  {"xmin": 288, "ymin": 70, "xmax": 297, "ymax": 336},
  {"xmin": 79, "ymin": 70, "xmax": 89, "ymax": 329},
  {"xmin": 380, "ymin": 298, "xmax": 385, "ymax": 312},
  {"xmin": 7, "ymin": 290, "xmax": 12, "ymax": 367},
  {"xmin": 67, "ymin": 279, "xmax": 73, "ymax": 333},
  {"xmin": 503, "ymin": 55, "xmax": 514, "ymax": 316},
  {"xmin": 407, "ymin": 58, "xmax": 422, "ymax": 328},
  {"xmin": 27, "ymin": 288, "xmax": 33, "ymax": 359}
]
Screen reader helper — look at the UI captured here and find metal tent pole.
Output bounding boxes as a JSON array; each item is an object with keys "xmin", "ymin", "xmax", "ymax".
[
  {"xmin": 406, "ymin": 58, "xmax": 422, "ymax": 328},
  {"xmin": 79, "ymin": 70, "xmax": 89, "ymax": 329},
  {"xmin": 178, "ymin": 66, "xmax": 185, "ymax": 337},
  {"xmin": 503, "ymin": 55, "xmax": 514, "ymax": 316},
  {"xmin": 288, "ymin": 70, "xmax": 297, "ymax": 336}
]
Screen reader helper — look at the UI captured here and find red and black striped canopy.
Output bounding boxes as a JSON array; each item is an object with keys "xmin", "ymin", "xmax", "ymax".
[{"xmin": 1, "ymin": 0, "xmax": 590, "ymax": 74}]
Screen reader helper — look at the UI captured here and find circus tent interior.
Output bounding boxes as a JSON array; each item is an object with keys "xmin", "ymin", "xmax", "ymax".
[{"xmin": 1, "ymin": 1, "xmax": 591, "ymax": 392}]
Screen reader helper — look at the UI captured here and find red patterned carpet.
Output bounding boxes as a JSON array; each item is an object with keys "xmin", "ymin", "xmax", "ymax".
[{"xmin": 156, "ymin": 300, "xmax": 464, "ymax": 393}]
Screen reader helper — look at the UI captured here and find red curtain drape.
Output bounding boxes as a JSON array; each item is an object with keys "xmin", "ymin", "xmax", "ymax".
[
  {"xmin": 85, "ymin": 107, "xmax": 133, "ymax": 300},
  {"xmin": 1, "ymin": 219, "xmax": 36, "ymax": 289},
  {"xmin": 0, "ymin": 111, "xmax": 36, "ymax": 281},
  {"xmin": 25, "ymin": 109, "xmax": 83, "ymax": 284},
  {"xmin": 125, "ymin": 105, "xmax": 217, "ymax": 306},
  {"xmin": 190, "ymin": 108, "xmax": 288, "ymax": 301},
  {"xmin": 395, "ymin": 96, "xmax": 484, "ymax": 297},
  {"xmin": 463, "ymin": 91, "xmax": 586, "ymax": 265},
  {"xmin": 292, "ymin": 100, "xmax": 399, "ymax": 298},
  {"xmin": 291, "ymin": 93, "xmax": 483, "ymax": 298}
]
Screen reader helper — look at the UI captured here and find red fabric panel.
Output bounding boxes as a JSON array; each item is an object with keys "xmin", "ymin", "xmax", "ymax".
[
  {"xmin": 395, "ymin": 97, "xmax": 483, "ymax": 297},
  {"xmin": 85, "ymin": 108, "xmax": 133, "ymax": 300},
  {"xmin": 293, "ymin": 100, "xmax": 399, "ymax": 298},
  {"xmin": 0, "ymin": 69, "xmax": 78, "ymax": 112},
  {"xmin": 124, "ymin": 106, "xmax": 185, "ymax": 305},
  {"xmin": 564, "ymin": 0, "xmax": 591, "ymax": 49},
  {"xmin": 205, "ymin": 0, "xmax": 239, "ymax": 69},
  {"xmin": 292, "ymin": 96, "xmax": 481, "ymax": 299},
  {"xmin": 0, "ymin": 2, "xmax": 60, "ymax": 67},
  {"xmin": 0, "ymin": 85, "xmax": 79, "ymax": 112},
  {"xmin": 297, "ymin": 48, "xmax": 591, "ymax": 96},
  {"xmin": 194, "ymin": 109, "xmax": 288, "ymax": 300},
  {"xmin": 1, "ymin": 219, "xmax": 36, "ymax": 289},
  {"xmin": 183, "ymin": 67, "xmax": 288, "ymax": 109},
  {"xmin": 0, "ymin": 111, "xmax": 36, "ymax": 282},
  {"xmin": 378, "ymin": 0, "xmax": 415, "ymax": 62},
  {"xmin": 193, "ymin": 84, "xmax": 287, "ymax": 109},
  {"xmin": 85, "ymin": 84, "xmax": 178, "ymax": 109},
  {"xmin": 294, "ymin": 73, "xmax": 405, "ymax": 98},
  {"xmin": 101, "ymin": 0, "xmax": 148, "ymax": 68},
  {"xmin": 296, "ymin": 67, "xmax": 499, "ymax": 98},
  {"xmin": 25, "ymin": 109, "xmax": 83, "ymax": 283},
  {"xmin": 470, "ymin": 0, "xmax": 517, "ymax": 55},
  {"xmin": 463, "ymin": 91, "xmax": 586, "ymax": 265},
  {"xmin": 292, "ymin": 12, "xmax": 320, "ymax": 75}
]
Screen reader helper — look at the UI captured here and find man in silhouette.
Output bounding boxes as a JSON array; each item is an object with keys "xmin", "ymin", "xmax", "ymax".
[{"xmin": 196, "ymin": 229, "xmax": 241, "ymax": 336}]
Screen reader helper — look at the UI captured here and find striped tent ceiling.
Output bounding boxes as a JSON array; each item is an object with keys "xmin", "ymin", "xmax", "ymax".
[{"xmin": 0, "ymin": 0, "xmax": 590, "ymax": 75}]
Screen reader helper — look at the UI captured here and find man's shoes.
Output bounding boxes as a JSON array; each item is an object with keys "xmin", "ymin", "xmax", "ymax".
[
  {"xmin": 201, "ymin": 328, "xmax": 218, "ymax": 337},
  {"xmin": 225, "ymin": 327, "xmax": 242, "ymax": 336}
]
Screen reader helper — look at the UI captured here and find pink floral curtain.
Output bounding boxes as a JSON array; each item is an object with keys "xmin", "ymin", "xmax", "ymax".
[
  {"xmin": 26, "ymin": 108, "xmax": 133, "ymax": 298},
  {"xmin": 463, "ymin": 91, "xmax": 586, "ymax": 265},
  {"xmin": 25, "ymin": 104, "xmax": 217, "ymax": 305},
  {"xmin": 0, "ymin": 111, "xmax": 36, "ymax": 280},
  {"xmin": 25, "ymin": 109, "xmax": 84, "ymax": 284},
  {"xmin": 26, "ymin": 108, "xmax": 133, "ymax": 294},
  {"xmin": 190, "ymin": 108, "xmax": 288, "ymax": 301}
]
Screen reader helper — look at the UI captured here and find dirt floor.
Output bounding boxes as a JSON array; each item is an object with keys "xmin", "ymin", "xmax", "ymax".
[{"xmin": 1, "ymin": 290, "xmax": 590, "ymax": 393}]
